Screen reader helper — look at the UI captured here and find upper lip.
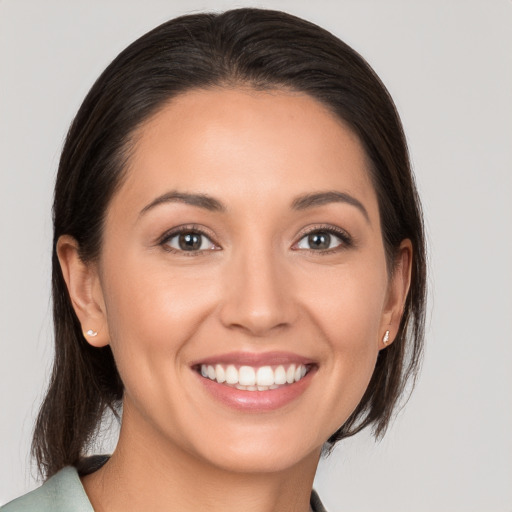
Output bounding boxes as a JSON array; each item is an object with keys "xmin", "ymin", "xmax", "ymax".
[{"xmin": 190, "ymin": 351, "xmax": 316, "ymax": 367}]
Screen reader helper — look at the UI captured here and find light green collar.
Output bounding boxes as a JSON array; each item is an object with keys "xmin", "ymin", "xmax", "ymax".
[{"xmin": 1, "ymin": 467, "xmax": 93, "ymax": 512}]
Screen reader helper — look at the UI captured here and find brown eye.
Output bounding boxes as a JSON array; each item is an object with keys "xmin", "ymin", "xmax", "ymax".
[
  {"xmin": 179, "ymin": 233, "xmax": 202, "ymax": 251},
  {"xmin": 296, "ymin": 230, "xmax": 345, "ymax": 251},
  {"xmin": 307, "ymin": 232, "xmax": 331, "ymax": 250},
  {"xmin": 166, "ymin": 231, "xmax": 216, "ymax": 252}
]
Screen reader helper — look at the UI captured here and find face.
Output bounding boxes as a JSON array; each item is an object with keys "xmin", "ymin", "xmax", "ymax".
[{"xmin": 69, "ymin": 88, "xmax": 406, "ymax": 474}]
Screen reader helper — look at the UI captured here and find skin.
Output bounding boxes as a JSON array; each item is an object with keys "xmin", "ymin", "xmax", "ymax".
[{"xmin": 58, "ymin": 87, "xmax": 412, "ymax": 512}]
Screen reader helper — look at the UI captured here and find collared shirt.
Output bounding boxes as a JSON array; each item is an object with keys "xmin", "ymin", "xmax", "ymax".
[{"xmin": 1, "ymin": 465, "xmax": 328, "ymax": 512}]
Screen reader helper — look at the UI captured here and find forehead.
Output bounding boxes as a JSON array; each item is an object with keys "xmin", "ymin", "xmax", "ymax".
[{"xmin": 112, "ymin": 87, "xmax": 378, "ymax": 219}]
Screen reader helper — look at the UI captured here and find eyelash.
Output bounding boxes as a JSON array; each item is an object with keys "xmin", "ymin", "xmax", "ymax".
[
  {"xmin": 158, "ymin": 224, "xmax": 219, "ymax": 256},
  {"xmin": 293, "ymin": 225, "xmax": 353, "ymax": 254},
  {"xmin": 158, "ymin": 224, "xmax": 353, "ymax": 256}
]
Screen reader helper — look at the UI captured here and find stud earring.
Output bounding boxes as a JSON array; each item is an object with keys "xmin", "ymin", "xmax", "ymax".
[
  {"xmin": 86, "ymin": 329, "xmax": 98, "ymax": 337},
  {"xmin": 382, "ymin": 330, "xmax": 390, "ymax": 345}
]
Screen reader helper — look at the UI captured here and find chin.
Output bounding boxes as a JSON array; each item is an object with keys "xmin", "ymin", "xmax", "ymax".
[
  {"xmin": 180, "ymin": 418, "xmax": 327, "ymax": 475},
  {"xmin": 203, "ymin": 440, "xmax": 321, "ymax": 475}
]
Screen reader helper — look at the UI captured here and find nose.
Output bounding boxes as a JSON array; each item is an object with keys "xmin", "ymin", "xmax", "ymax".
[{"xmin": 218, "ymin": 245, "xmax": 297, "ymax": 337}]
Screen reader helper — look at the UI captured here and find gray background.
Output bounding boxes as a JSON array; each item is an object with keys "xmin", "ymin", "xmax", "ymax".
[{"xmin": 1, "ymin": 0, "xmax": 511, "ymax": 510}]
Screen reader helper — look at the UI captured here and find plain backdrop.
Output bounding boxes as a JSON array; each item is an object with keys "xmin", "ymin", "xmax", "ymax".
[{"xmin": 1, "ymin": 1, "xmax": 511, "ymax": 510}]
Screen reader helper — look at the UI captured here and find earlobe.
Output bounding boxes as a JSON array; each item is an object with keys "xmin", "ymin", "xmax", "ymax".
[
  {"xmin": 380, "ymin": 239, "xmax": 413, "ymax": 349},
  {"xmin": 56, "ymin": 235, "xmax": 110, "ymax": 348}
]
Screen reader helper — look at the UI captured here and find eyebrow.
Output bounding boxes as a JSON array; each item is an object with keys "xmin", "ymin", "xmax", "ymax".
[
  {"xmin": 139, "ymin": 191, "xmax": 226, "ymax": 216},
  {"xmin": 291, "ymin": 191, "xmax": 370, "ymax": 223},
  {"xmin": 139, "ymin": 189, "xmax": 369, "ymax": 222}
]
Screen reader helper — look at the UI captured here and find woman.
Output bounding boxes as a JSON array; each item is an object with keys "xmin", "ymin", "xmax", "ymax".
[{"xmin": 2, "ymin": 8, "xmax": 426, "ymax": 512}]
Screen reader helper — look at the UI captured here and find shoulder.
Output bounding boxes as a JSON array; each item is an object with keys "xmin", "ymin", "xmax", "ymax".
[{"xmin": 1, "ymin": 467, "xmax": 93, "ymax": 512}]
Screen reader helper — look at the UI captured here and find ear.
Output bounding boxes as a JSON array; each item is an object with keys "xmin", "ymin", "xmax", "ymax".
[
  {"xmin": 57, "ymin": 235, "xmax": 110, "ymax": 347},
  {"xmin": 379, "ymin": 239, "xmax": 413, "ymax": 349}
]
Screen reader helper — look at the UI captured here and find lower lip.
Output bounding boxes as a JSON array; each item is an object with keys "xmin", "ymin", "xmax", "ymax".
[{"xmin": 195, "ymin": 370, "xmax": 315, "ymax": 412}]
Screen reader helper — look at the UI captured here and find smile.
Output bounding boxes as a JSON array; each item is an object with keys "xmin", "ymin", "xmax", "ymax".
[
  {"xmin": 192, "ymin": 352, "xmax": 316, "ymax": 411},
  {"xmin": 199, "ymin": 363, "xmax": 310, "ymax": 391}
]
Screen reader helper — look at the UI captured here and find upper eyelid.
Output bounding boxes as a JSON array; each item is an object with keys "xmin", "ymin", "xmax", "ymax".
[
  {"xmin": 295, "ymin": 224, "xmax": 351, "ymax": 240},
  {"xmin": 158, "ymin": 224, "xmax": 217, "ymax": 244}
]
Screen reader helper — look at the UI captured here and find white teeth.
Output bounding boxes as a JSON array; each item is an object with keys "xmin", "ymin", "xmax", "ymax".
[
  {"xmin": 199, "ymin": 362, "xmax": 310, "ymax": 390},
  {"xmin": 274, "ymin": 365, "xmax": 287, "ymax": 385},
  {"xmin": 239, "ymin": 366, "xmax": 256, "ymax": 386},
  {"xmin": 225, "ymin": 365, "xmax": 238, "ymax": 384},
  {"xmin": 215, "ymin": 364, "xmax": 226, "ymax": 383},
  {"xmin": 256, "ymin": 366, "xmax": 274, "ymax": 386},
  {"xmin": 286, "ymin": 364, "xmax": 296, "ymax": 384}
]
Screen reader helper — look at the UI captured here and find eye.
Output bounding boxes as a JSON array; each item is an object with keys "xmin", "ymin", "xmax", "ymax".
[
  {"xmin": 164, "ymin": 230, "xmax": 217, "ymax": 252},
  {"xmin": 295, "ymin": 229, "xmax": 349, "ymax": 251}
]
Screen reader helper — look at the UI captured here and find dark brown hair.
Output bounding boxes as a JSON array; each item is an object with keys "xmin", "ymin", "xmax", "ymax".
[{"xmin": 33, "ymin": 7, "xmax": 426, "ymax": 478}]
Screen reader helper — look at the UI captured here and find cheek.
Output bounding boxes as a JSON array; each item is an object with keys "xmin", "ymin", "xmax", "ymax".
[
  {"xmin": 103, "ymin": 249, "xmax": 217, "ymax": 334},
  {"xmin": 298, "ymin": 262, "xmax": 388, "ymax": 426},
  {"xmin": 301, "ymin": 259, "xmax": 388, "ymax": 343},
  {"xmin": 100, "ymin": 253, "xmax": 221, "ymax": 387}
]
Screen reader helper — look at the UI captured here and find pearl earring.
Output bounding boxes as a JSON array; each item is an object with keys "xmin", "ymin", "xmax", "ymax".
[
  {"xmin": 382, "ymin": 330, "xmax": 390, "ymax": 345},
  {"xmin": 86, "ymin": 329, "xmax": 98, "ymax": 337}
]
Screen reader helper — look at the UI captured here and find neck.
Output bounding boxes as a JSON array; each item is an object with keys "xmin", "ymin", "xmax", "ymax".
[{"xmin": 82, "ymin": 403, "xmax": 320, "ymax": 512}]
